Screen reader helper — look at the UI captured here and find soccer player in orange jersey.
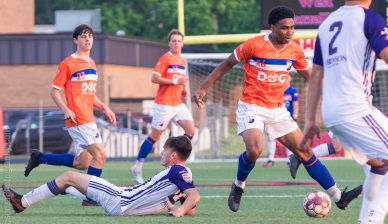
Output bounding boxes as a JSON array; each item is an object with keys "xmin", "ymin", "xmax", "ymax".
[
  {"xmin": 194, "ymin": 6, "xmax": 362, "ymax": 212},
  {"xmin": 131, "ymin": 29, "xmax": 196, "ymax": 183},
  {"xmin": 24, "ymin": 24, "xmax": 116, "ymax": 205}
]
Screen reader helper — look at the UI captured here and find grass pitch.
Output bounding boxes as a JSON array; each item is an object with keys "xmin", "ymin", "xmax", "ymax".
[{"xmin": 1, "ymin": 159, "xmax": 374, "ymax": 224}]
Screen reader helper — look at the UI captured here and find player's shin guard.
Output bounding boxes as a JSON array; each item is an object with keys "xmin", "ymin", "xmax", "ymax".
[
  {"xmin": 303, "ymin": 155, "xmax": 335, "ymax": 190},
  {"xmin": 236, "ymin": 151, "xmax": 256, "ymax": 184},
  {"xmin": 137, "ymin": 136, "xmax": 156, "ymax": 161}
]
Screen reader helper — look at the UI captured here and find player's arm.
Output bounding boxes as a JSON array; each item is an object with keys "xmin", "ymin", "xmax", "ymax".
[
  {"xmin": 169, "ymin": 188, "xmax": 200, "ymax": 217},
  {"xmin": 94, "ymin": 96, "xmax": 117, "ymax": 125},
  {"xmin": 50, "ymin": 88, "xmax": 77, "ymax": 123},
  {"xmin": 194, "ymin": 54, "xmax": 238, "ymax": 107},
  {"xmin": 299, "ymin": 63, "xmax": 323, "ymax": 147},
  {"xmin": 152, "ymin": 74, "xmax": 188, "ymax": 85},
  {"xmin": 296, "ymin": 68, "xmax": 311, "ymax": 81}
]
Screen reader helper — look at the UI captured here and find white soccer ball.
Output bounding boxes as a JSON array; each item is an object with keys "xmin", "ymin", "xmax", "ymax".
[{"xmin": 303, "ymin": 190, "xmax": 332, "ymax": 218}]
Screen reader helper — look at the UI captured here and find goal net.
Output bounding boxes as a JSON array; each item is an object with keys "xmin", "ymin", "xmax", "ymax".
[{"xmin": 184, "ymin": 53, "xmax": 388, "ymax": 160}]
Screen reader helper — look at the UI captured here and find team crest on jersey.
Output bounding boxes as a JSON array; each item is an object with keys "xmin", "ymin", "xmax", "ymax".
[
  {"xmin": 286, "ymin": 60, "xmax": 293, "ymax": 71},
  {"xmin": 247, "ymin": 116, "xmax": 255, "ymax": 123},
  {"xmin": 181, "ymin": 171, "xmax": 192, "ymax": 183}
]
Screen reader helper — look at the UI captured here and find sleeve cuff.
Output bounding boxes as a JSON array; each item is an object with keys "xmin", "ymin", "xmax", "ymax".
[
  {"xmin": 52, "ymin": 85, "xmax": 62, "ymax": 90},
  {"xmin": 233, "ymin": 50, "xmax": 241, "ymax": 62},
  {"xmin": 152, "ymin": 71, "xmax": 162, "ymax": 76}
]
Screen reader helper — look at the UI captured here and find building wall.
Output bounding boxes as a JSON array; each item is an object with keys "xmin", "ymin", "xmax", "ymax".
[{"xmin": 0, "ymin": 0, "xmax": 34, "ymax": 33}]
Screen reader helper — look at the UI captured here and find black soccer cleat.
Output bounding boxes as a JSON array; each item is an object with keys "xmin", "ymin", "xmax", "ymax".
[
  {"xmin": 228, "ymin": 183, "xmax": 244, "ymax": 212},
  {"xmin": 289, "ymin": 154, "xmax": 302, "ymax": 179},
  {"xmin": 82, "ymin": 199, "xmax": 100, "ymax": 206},
  {"xmin": 335, "ymin": 185, "xmax": 363, "ymax": 210},
  {"xmin": 24, "ymin": 150, "xmax": 41, "ymax": 177},
  {"xmin": 2, "ymin": 184, "xmax": 26, "ymax": 213}
]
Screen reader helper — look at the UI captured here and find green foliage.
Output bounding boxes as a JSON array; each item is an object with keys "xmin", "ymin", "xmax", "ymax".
[{"xmin": 35, "ymin": 0, "xmax": 261, "ymax": 50}]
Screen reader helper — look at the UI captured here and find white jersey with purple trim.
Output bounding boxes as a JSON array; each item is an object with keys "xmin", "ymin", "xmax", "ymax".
[
  {"xmin": 313, "ymin": 5, "xmax": 388, "ymax": 127},
  {"xmin": 120, "ymin": 164, "xmax": 194, "ymax": 215}
]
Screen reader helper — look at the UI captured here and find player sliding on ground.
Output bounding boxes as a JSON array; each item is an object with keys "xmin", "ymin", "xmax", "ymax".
[
  {"xmin": 3, "ymin": 136, "xmax": 200, "ymax": 217},
  {"xmin": 194, "ymin": 6, "xmax": 362, "ymax": 213}
]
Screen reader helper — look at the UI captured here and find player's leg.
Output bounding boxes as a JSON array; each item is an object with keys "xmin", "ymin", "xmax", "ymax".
[
  {"xmin": 131, "ymin": 128, "xmax": 163, "ymax": 183},
  {"xmin": 2, "ymin": 171, "xmax": 91, "ymax": 213},
  {"xmin": 359, "ymin": 163, "xmax": 387, "ymax": 222},
  {"xmin": 24, "ymin": 150, "xmax": 75, "ymax": 177},
  {"xmin": 175, "ymin": 104, "xmax": 196, "ymax": 140},
  {"xmin": 227, "ymin": 102, "xmax": 266, "ymax": 212},
  {"xmin": 228, "ymin": 128, "xmax": 263, "ymax": 212},
  {"xmin": 289, "ymin": 137, "xmax": 342, "ymax": 179},
  {"xmin": 132, "ymin": 104, "xmax": 175, "ymax": 183},
  {"xmin": 263, "ymin": 137, "xmax": 276, "ymax": 167},
  {"xmin": 277, "ymin": 129, "xmax": 362, "ymax": 209}
]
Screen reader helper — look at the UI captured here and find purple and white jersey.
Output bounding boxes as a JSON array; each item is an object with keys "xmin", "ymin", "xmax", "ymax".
[
  {"xmin": 120, "ymin": 164, "xmax": 194, "ymax": 215},
  {"xmin": 313, "ymin": 5, "xmax": 388, "ymax": 127}
]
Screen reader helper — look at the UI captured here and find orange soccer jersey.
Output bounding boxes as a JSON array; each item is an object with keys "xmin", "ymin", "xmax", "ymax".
[
  {"xmin": 234, "ymin": 34, "xmax": 309, "ymax": 108},
  {"xmin": 52, "ymin": 54, "xmax": 97, "ymax": 127},
  {"xmin": 153, "ymin": 52, "xmax": 187, "ymax": 106}
]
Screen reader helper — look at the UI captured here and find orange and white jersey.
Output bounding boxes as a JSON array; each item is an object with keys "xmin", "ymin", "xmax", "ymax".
[
  {"xmin": 52, "ymin": 54, "xmax": 97, "ymax": 127},
  {"xmin": 234, "ymin": 34, "xmax": 309, "ymax": 108},
  {"xmin": 153, "ymin": 52, "xmax": 187, "ymax": 106}
]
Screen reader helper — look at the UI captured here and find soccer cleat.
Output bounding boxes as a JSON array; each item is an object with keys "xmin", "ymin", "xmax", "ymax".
[
  {"xmin": 2, "ymin": 184, "xmax": 26, "ymax": 213},
  {"xmin": 289, "ymin": 154, "xmax": 302, "ymax": 179},
  {"xmin": 335, "ymin": 185, "xmax": 363, "ymax": 210},
  {"xmin": 228, "ymin": 183, "xmax": 244, "ymax": 212},
  {"xmin": 82, "ymin": 199, "xmax": 99, "ymax": 206},
  {"xmin": 262, "ymin": 160, "xmax": 275, "ymax": 168},
  {"xmin": 24, "ymin": 150, "xmax": 41, "ymax": 177},
  {"xmin": 131, "ymin": 166, "xmax": 144, "ymax": 184}
]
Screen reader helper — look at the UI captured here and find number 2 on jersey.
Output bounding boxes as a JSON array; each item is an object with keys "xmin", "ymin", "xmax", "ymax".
[{"xmin": 329, "ymin": 21, "xmax": 343, "ymax": 55}]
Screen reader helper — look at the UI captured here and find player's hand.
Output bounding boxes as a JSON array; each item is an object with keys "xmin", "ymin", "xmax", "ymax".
[
  {"xmin": 193, "ymin": 89, "xmax": 206, "ymax": 108},
  {"xmin": 176, "ymin": 76, "xmax": 188, "ymax": 85},
  {"xmin": 168, "ymin": 207, "xmax": 185, "ymax": 217},
  {"xmin": 104, "ymin": 108, "xmax": 117, "ymax": 126},
  {"xmin": 299, "ymin": 121, "xmax": 320, "ymax": 148},
  {"xmin": 64, "ymin": 109, "xmax": 77, "ymax": 124}
]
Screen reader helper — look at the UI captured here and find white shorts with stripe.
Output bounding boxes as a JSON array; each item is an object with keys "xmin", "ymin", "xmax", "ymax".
[
  {"xmin": 329, "ymin": 108, "xmax": 388, "ymax": 162},
  {"xmin": 151, "ymin": 103, "xmax": 193, "ymax": 130},
  {"xmin": 86, "ymin": 176, "xmax": 124, "ymax": 215},
  {"xmin": 67, "ymin": 122, "xmax": 102, "ymax": 157},
  {"xmin": 236, "ymin": 101, "xmax": 298, "ymax": 140},
  {"xmin": 328, "ymin": 131, "xmax": 369, "ymax": 165}
]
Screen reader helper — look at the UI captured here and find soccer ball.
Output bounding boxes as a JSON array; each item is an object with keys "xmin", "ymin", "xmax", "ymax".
[{"xmin": 303, "ymin": 190, "xmax": 331, "ymax": 218}]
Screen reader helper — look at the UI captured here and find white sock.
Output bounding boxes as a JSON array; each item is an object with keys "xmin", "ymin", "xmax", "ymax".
[
  {"xmin": 21, "ymin": 184, "xmax": 56, "ymax": 208},
  {"xmin": 234, "ymin": 179, "xmax": 246, "ymax": 189},
  {"xmin": 65, "ymin": 186, "xmax": 87, "ymax": 201},
  {"xmin": 134, "ymin": 160, "xmax": 143, "ymax": 171},
  {"xmin": 326, "ymin": 184, "xmax": 342, "ymax": 202},
  {"xmin": 362, "ymin": 172, "xmax": 388, "ymax": 224},
  {"xmin": 359, "ymin": 171, "xmax": 384, "ymax": 221},
  {"xmin": 312, "ymin": 144, "xmax": 329, "ymax": 157},
  {"xmin": 267, "ymin": 139, "xmax": 276, "ymax": 161}
]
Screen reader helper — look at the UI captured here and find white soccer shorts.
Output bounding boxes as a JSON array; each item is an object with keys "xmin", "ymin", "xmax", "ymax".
[
  {"xmin": 67, "ymin": 122, "xmax": 102, "ymax": 157},
  {"xmin": 328, "ymin": 131, "xmax": 369, "ymax": 165},
  {"xmin": 236, "ymin": 101, "xmax": 298, "ymax": 140},
  {"xmin": 86, "ymin": 176, "xmax": 123, "ymax": 215},
  {"xmin": 329, "ymin": 108, "xmax": 388, "ymax": 162},
  {"xmin": 151, "ymin": 103, "xmax": 193, "ymax": 130}
]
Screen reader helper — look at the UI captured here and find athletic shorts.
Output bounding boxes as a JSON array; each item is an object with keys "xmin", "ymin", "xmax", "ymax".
[
  {"xmin": 151, "ymin": 103, "xmax": 193, "ymax": 130},
  {"xmin": 328, "ymin": 131, "xmax": 369, "ymax": 165},
  {"xmin": 236, "ymin": 101, "xmax": 298, "ymax": 140},
  {"xmin": 68, "ymin": 122, "xmax": 102, "ymax": 157},
  {"xmin": 86, "ymin": 176, "xmax": 123, "ymax": 215},
  {"xmin": 329, "ymin": 108, "xmax": 388, "ymax": 163}
]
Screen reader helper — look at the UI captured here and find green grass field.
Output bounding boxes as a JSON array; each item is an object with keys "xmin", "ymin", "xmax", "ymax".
[{"xmin": 0, "ymin": 159, "xmax": 373, "ymax": 224}]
